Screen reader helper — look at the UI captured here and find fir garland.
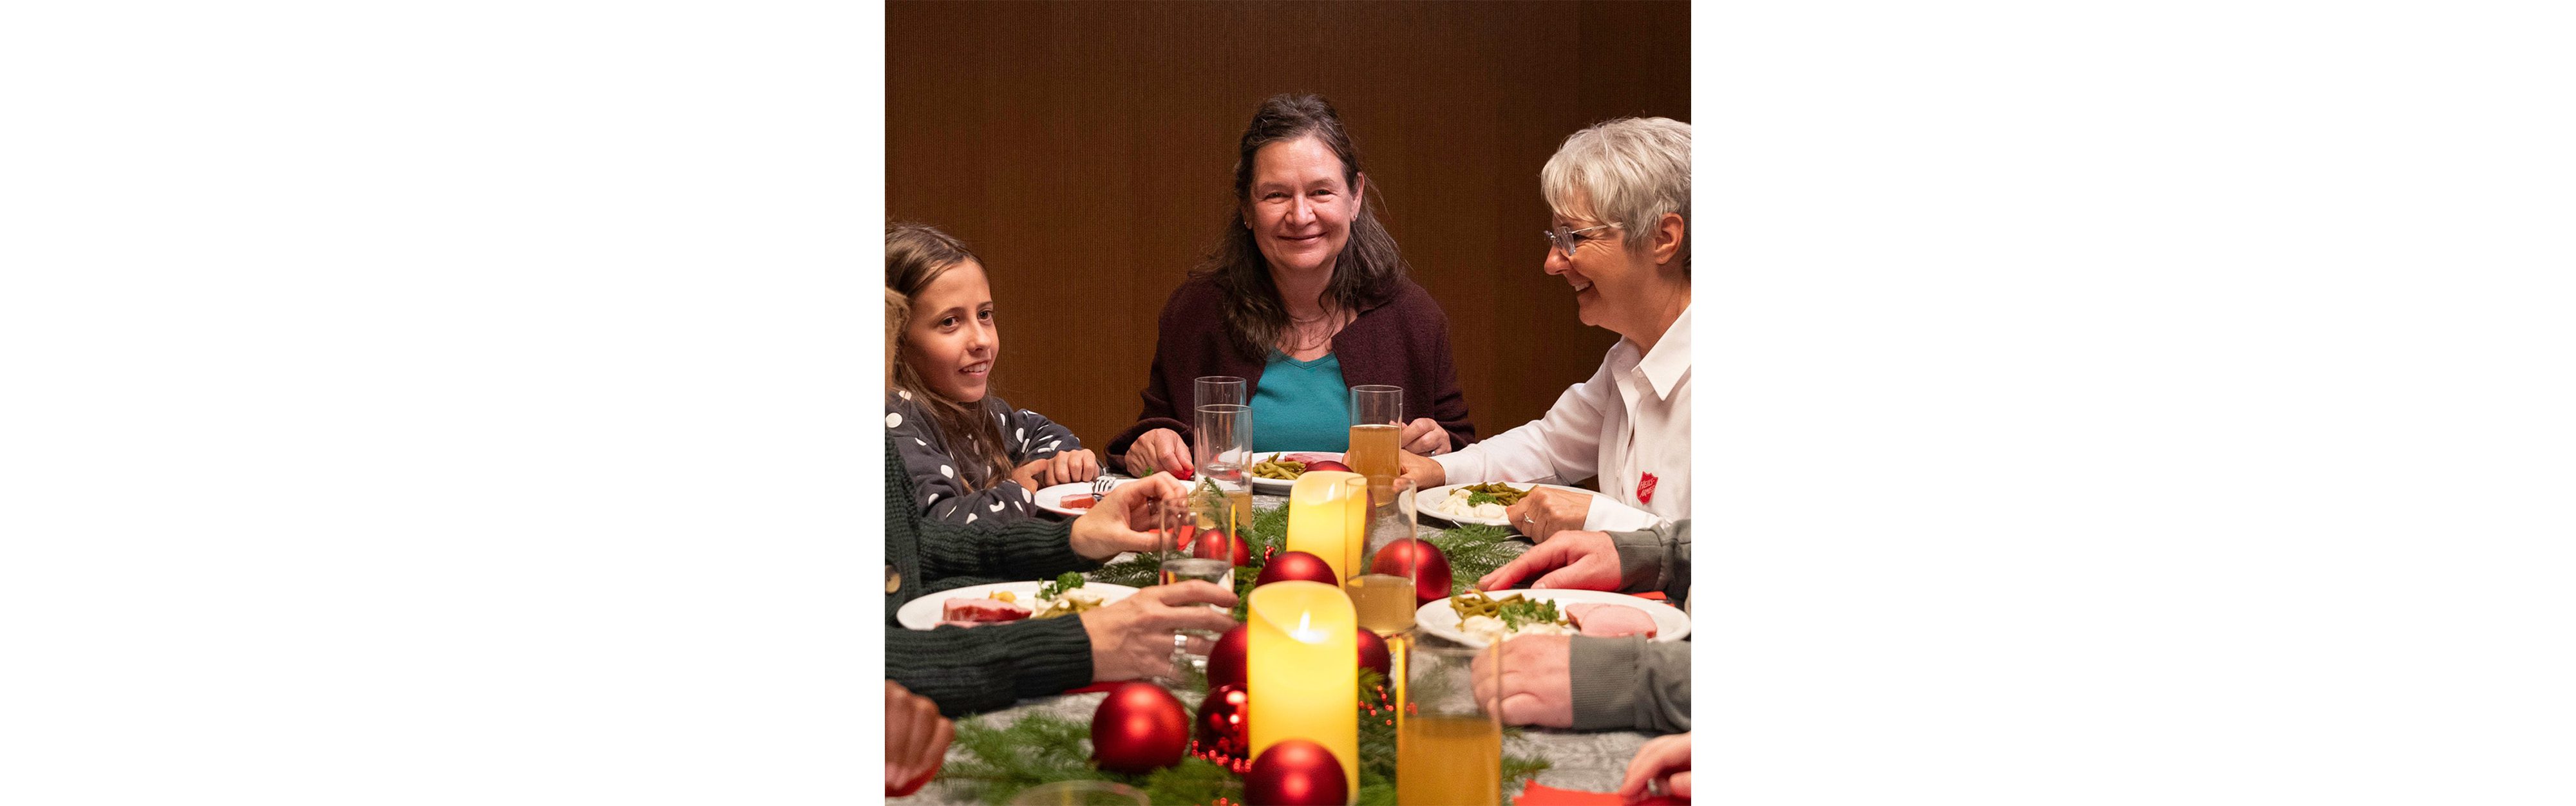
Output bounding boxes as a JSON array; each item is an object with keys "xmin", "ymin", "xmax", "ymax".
[
  {"xmin": 935, "ymin": 501, "xmax": 1551, "ymax": 803},
  {"xmin": 934, "ymin": 668, "xmax": 1549, "ymax": 805}
]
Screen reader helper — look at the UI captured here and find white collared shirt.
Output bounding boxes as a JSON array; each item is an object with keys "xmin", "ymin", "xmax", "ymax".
[{"xmin": 1435, "ymin": 306, "xmax": 1691, "ymax": 525}]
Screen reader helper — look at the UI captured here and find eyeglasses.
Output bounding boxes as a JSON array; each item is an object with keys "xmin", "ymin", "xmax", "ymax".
[{"xmin": 1542, "ymin": 222, "xmax": 1622, "ymax": 259}]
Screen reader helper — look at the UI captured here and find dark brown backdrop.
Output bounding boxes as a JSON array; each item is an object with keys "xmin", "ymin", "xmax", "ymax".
[{"xmin": 887, "ymin": 1, "xmax": 1688, "ymax": 460}]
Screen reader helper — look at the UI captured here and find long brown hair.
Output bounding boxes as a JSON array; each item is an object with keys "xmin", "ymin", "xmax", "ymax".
[
  {"xmin": 1193, "ymin": 93, "xmax": 1412, "ymax": 361},
  {"xmin": 886, "ymin": 221, "xmax": 1011, "ymax": 491}
]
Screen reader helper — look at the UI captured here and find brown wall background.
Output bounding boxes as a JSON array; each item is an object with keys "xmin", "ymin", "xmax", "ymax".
[{"xmin": 887, "ymin": 1, "xmax": 1688, "ymax": 460}]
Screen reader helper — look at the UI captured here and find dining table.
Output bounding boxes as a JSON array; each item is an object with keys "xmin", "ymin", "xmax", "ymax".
[{"xmin": 890, "ymin": 480, "xmax": 1674, "ymax": 805}]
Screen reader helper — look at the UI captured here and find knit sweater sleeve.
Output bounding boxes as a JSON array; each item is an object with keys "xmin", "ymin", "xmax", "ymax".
[
  {"xmin": 913, "ymin": 516, "xmax": 1099, "ymax": 582},
  {"xmin": 1566, "ymin": 635, "xmax": 1691, "ymax": 734},
  {"xmin": 1403, "ymin": 285, "xmax": 1477, "ymax": 451},
  {"xmin": 885, "ymin": 615, "xmax": 1095, "ymax": 717}
]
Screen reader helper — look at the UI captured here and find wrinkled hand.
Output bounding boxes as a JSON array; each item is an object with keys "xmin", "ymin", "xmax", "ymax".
[
  {"xmin": 1616, "ymin": 733, "xmax": 1692, "ymax": 803},
  {"xmin": 1070, "ymin": 473, "xmax": 1189, "ymax": 559},
  {"xmin": 1504, "ymin": 487, "xmax": 1589, "ymax": 542},
  {"xmin": 1123, "ymin": 428, "xmax": 1193, "ymax": 478},
  {"xmin": 1081, "ymin": 581, "xmax": 1242, "ymax": 682},
  {"xmin": 1478, "ymin": 530, "xmax": 1622, "ymax": 592},
  {"xmin": 1036, "ymin": 449, "xmax": 1101, "ymax": 487},
  {"xmin": 1396, "ymin": 448, "xmax": 1447, "ymax": 489},
  {"xmin": 885, "ymin": 680, "xmax": 953, "ymax": 797},
  {"xmin": 1470, "ymin": 634, "xmax": 1574, "ymax": 727},
  {"xmin": 1397, "ymin": 418, "xmax": 1450, "ymax": 456}
]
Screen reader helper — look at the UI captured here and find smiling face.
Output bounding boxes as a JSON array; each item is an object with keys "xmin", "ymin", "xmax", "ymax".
[
  {"xmin": 1544, "ymin": 194, "xmax": 1656, "ymax": 333},
  {"xmin": 900, "ymin": 258, "xmax": 997, "ymax": 404},
  {"xmin": 1242, "ymin": 135, "xmax": 1363, "ymax": 281}
]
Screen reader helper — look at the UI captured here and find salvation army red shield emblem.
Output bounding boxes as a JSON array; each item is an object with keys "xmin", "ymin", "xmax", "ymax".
[{"xmin": 1636, "ymin": 473, "xmax": 1658, "ymax": 505}]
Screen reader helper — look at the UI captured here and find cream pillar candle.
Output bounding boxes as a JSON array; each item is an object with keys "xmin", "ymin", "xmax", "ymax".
[{"xmin": 1246, "ymin": 580, "xmax": 1359, "ymax": 803}]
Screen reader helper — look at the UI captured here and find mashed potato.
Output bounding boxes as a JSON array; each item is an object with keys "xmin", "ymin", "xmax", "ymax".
[
  {"xmin": 1437, "ymin": 489, "xmax": 1510, "ymax": 521},
  {"xmin": 1459, "ymin": 614, "xmax": 1575, "ymax": 644}
]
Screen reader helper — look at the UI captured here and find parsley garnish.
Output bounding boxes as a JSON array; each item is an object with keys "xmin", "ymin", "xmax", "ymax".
[{"xmin": 1037, "ymin": 571, "xmax": 1084, "ymax": 600}]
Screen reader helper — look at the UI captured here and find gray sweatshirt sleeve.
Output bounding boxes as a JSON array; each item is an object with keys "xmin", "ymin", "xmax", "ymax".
[
  {"xmin": 1566, "ymin": 635, "xmax": 1690, "ymax": 734},
  {"xmin": 1610, "ymin": 519, "xmax": 1691, "ymax": 606},
  {"xmin": 888, "ymin": 395, "xmax": 1043, "ymax": 527},
  {"xmin": 999, "ymin": 401, "xmax": 1083, "ymax": 461}
]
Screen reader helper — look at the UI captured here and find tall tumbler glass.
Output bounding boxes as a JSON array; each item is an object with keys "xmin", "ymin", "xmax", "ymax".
[
  {"xmin": 1195, "ymin": 376, "xmax": 1247, "ymax": 410},
  {"xmin": 1351, "ymin": 478, "xmax": 1419, "ymax": 635},
  {"xmin": 1398, "ymin": 639, "xmax": 1503, "ymax": 805},
  {"xmin": 1347, "ymin": 384, "xmax": 1404, "ymax": 483},
  {"xmin": 1194, "ymin": 403, "xmax": 1255, "ymax": 543},
  {"xmin": 1157, "ymin": 498, "xmax": 1229, "ymax": 676}
]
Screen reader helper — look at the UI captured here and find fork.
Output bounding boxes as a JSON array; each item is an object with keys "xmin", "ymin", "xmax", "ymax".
[{"xmin": 1091, "ymin": 475, "xmax": 1117, "ymax": 503}]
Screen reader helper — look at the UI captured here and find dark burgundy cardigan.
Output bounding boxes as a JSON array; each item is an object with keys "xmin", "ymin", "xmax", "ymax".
[{"xmin": 1106, "ymin": 274, "xmax": 1477, "ymax": 460}]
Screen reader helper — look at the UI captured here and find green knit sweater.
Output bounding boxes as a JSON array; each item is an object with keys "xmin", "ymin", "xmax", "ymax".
[{"xmin": 884, "ymin": 438, "xmax": 1099, "ymax": 715}]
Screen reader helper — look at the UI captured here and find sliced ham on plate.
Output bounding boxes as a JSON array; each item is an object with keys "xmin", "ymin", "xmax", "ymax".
[
  {"xmin": 940, "ymin": 597, "xmax": 1031, "ymax": 626},
  {"xmin": 1564, "ymin": 602, "xmax": 1658, "ymax": 638}
]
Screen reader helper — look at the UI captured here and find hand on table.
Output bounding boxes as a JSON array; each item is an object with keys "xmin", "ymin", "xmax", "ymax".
[
  {"xmin": 1030, "ymin": 449, "xmax": 1101, "ymax": 487},
  {"xmin": 1070, "ymin": 473, "xmax": 1189, "ymax": 560},
  {"xmin": 1470, "ymin": 634, "xmax": 1574, "ymax": 728},
  {"xmin": 1396, "ymin": 448, "xmax": 1447, "ymax": 488},
  {"xmin": 1122, "ymin": 428, "xmax": 1193, "ymax": 478},
  {"xmin": 1081, "ymin": 580, "xmax": 1242, "ymax": 682},
  {"xmin": 1504, "ymin": 487, "xmax": 1589, "ymax": 542},
  {"xmin": 1477, "ymin": 530, "xmax": 1622, "ymax": 592},
  {"xmin": 1398, "ymin": 417, "xmax": 1450, "ymax": 455},
  {"xmin": 1616, "ymin": 733, "xmax": 1692, "ymax": 803},
  {"xmin": 885, "ymin": 680, "xmax": 954, "ymax": 797}
]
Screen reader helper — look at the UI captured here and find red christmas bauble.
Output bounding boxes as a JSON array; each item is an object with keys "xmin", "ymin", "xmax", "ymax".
[
  {"xmin": 1090, "ymin": 682, "xmax": 1189, "ymax": 774},
  {"xmin": 1191, "ymin": 684, "xmax": 1252, "ymax": 769},
  {"xmin": 1206, "ymin": 624, "xmax": 1251, "ymax": 690},
  {"xmin": 1244, "ymin": 739, "xmax": 1347, "ymax": 805},
  {"xmin": 1354, "ymin": 627, "xmax": 1390, "ymax": 681},
  {"xmin": 1368, "ymin": 538, "xmax": 1454, "ymax": 606},
  {"xmin": 1256, "ymin": 550, "xmax": 1339, "ymax": 588},
  {"xmin": 1191, "ymin": 524, "xmax": 1251, "ymax": 567}
]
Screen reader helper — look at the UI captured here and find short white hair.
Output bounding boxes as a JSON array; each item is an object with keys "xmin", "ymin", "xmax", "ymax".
[{"xmin": 1540, "ymin": 117, "xmax": 1690, "ymax": 272}]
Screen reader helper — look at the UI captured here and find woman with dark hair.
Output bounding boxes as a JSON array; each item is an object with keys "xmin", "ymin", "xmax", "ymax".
[{"xmin": 1108, "ymin": 94, "xmax": 1475, "ymax": 475}]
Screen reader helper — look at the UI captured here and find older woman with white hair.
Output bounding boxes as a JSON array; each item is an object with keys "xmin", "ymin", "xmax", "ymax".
[{"xmin": 1401, "ymin": 117, "xmax": 1692, "ymax": 542}]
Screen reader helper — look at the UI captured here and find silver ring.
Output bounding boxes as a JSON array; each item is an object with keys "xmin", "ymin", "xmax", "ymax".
[{"xmin": 1522, "ymin": 514, "xmax": 1536, "ymax": 525}]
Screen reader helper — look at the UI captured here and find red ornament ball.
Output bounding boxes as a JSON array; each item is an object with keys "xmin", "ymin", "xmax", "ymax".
[
  {"xmin": 1354, "ymin": 627, "xmax": 1390, "ymax": 680},
  {"xmin": 1256, "ymin": 550, "xmax": 1339, "ymax": 587},
  {"xmin": 1244, "ymin": 739, "xmax": 1348, "ymax": 805},
  {"xmin": 1191, "ymin": 524, "xmax": 1252, "ymax": 567},
  {"xmin": 1090, "ymin": 682, "xmax": 1189, "ymax": 774},
  {"xmin": 1368, "ymin": 538, "xmax": 1454, "ymax": 606},
  {"xmin": 1206, "ymin": 624, "xmax": 1251, "ymax": 690},
  {"xmin": 1192, "ymin": 684, "xmax": 1252, "ymax": 768}
]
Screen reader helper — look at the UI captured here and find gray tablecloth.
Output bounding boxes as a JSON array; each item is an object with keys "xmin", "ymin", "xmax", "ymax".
[{"xmin": 891, "ymin": 486, "xmax": 1663, "ymax": 803}]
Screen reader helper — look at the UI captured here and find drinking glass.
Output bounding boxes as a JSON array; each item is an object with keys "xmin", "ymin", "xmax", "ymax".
[
  {"xmin": 1194, "ymin": 375, "xmax": 1247, "ymax": 409},
  {"xmin": 1397, "ymin": 639, "xmax": 1503, "ymax": 806},
  {"xmin": 1351, "ymin": 477, "xmax": 1419, "ymax": 635},
  {"xmin": 1156, "ymin": 498, "xmax": 1229, "ymax": 675},
  {"xmin": 1347, "ymin": 384, "xmax": 1403, "ymax": 483},
  {"xmin": 1194, "ymin": 403, "xmax": 1255, "ymax": 539}
]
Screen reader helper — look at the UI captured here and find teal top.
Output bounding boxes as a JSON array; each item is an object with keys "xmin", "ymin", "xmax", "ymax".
[{"xmin": 1251, "ymin": 351, "xmax": 1349, "ymax": 453}]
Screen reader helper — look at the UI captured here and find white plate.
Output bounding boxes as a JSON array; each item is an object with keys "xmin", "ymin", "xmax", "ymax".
[
  {"xmin": 895, "ymin": 580, "xmax": 1142, "ymax": 630},
  {"xmin": 1244, "ymin": 451, "xmax": 1345, "ymax": 494},
  {"xmin": 1416, "ymin": 483, "xmax": 1662, "ymax": 534},
  {"xmin": 1413, "ymin": 588, "xmax": 1690, "ymax": 648},
  {"xmin": 1033, "ymin": 478, "xmax": 1132, "ymax": 516}
]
